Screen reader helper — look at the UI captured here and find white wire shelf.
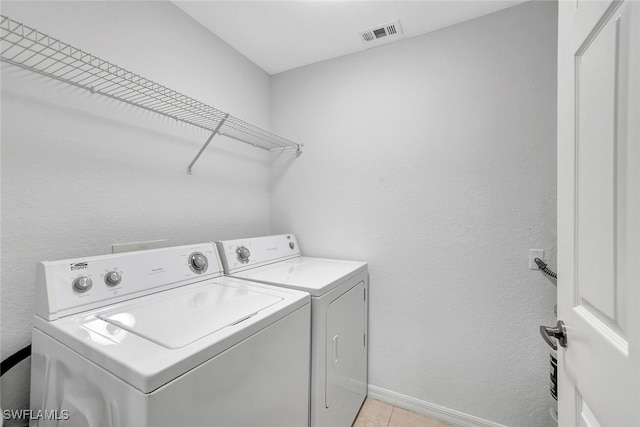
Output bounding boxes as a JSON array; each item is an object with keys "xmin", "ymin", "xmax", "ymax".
[{"xmin": 0, "ymin": 15, "xmax": 302, "ymax": 174}]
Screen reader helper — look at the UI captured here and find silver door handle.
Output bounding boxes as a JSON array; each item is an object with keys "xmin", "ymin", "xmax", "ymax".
[{"xmin": 539, "ymin": 320, "xmax": 567, "ymax": 350}]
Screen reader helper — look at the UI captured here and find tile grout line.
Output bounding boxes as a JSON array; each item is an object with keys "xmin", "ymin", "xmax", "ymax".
[{"xmin": 387, "ymin": 405, "xmax": 396, "ymax": 427}]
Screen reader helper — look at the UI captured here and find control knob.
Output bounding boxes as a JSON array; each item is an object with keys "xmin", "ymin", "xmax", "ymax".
[
  {"xmin": 105, "ymin": 271, "xmax": 122, "ymax": 287},
  {"xmin": 72, "ymin": 276, "xmax": 93, "ymax": 293},
  {"xmin": 236, "ymin": 246, "xmax": 251, "ymax": 263},
  {"xmin": 189, "ymin": 252, "xmax": 208, "ymax": 274}
]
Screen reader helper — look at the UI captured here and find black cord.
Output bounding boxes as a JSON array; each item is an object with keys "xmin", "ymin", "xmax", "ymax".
[
  {"xmin": 534, "ymin": 257, "xmax": 557, "ymax": 279},
  {"xmin": 1, "ymin": 345, "xmax": 31, "ymax": 376}
]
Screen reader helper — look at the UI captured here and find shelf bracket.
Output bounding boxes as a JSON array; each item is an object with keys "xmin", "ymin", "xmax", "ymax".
[{"xmin": 187, "ymin": 114, "xmax": 229, "ymax": 175}]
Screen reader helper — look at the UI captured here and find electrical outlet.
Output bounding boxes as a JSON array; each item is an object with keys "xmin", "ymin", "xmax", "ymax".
[{"xmin": 529, "ymin": 249, "xmax": 545, "ymax": 270}]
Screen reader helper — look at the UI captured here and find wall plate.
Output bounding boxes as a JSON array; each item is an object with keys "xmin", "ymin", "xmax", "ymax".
[
  {"xmin": 111, "ymin": 239, "xmax": 167, "ymax": 254},
  {"xmin": 529, "ymin": 249, "xmax": 545, "ymax": 270}
]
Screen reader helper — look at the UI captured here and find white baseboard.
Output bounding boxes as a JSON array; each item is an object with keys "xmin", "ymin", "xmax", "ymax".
[{"xmin": 367, "ymin": 384, "xmax": 507, "ymax": 427}]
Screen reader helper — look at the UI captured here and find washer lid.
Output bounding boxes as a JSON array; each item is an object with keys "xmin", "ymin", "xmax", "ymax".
[
  {"xmin": 97, "ymin": 282, "xmax": 282, "ymax": 349},
  {"xmin": 231, "ymin": 257, "xmax": 367, "ymax": 296}
]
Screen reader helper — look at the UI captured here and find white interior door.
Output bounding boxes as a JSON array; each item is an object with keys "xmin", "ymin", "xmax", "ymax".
[{"xmin": 557, "ymin": 1, "xmax": 639, "ymax": 426}]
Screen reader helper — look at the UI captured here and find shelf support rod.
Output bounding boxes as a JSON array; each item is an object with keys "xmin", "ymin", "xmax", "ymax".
[{"xmin": 187, "ymin": 113, "xmax": 229, "ymax": 175}]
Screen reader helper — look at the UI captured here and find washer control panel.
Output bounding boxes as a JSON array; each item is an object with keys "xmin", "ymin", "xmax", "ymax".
[
  {"xmin": 35, "ymin": 243, "xmax": 222, "ymax": 320},
  {"xmin": 216, "ymin": 234, "xmax": 300, "ymax": 274}
]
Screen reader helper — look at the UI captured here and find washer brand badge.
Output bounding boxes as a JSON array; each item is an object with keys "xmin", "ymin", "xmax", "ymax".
[{"xmin": 70, "ymin": 262, "xmax": 88, "ymax": 271}]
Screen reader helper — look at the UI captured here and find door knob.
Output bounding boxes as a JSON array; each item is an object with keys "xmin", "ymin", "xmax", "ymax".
[{"xmin": 540, "ymin": 320, "xmax": 567, "ymax": 350}]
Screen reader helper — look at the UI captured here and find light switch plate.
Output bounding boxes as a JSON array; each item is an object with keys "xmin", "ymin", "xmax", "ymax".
[{"xmin": 529, "ymin": 249, "xmax": 545, "ymax": 270}]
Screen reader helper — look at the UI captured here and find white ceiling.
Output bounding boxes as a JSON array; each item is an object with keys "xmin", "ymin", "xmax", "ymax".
[{"xmin": 174, "ymin": 1, "xmax": 528, "ymax": 75}]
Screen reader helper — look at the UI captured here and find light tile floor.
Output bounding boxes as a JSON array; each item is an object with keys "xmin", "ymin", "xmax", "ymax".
[{"xmin": 353, "ymin": 398, "xmax": 453, "ymax": 427}]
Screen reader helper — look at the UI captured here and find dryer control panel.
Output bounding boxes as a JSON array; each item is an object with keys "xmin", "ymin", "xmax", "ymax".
[
  {"xmin": 35, "ymin": 243, "xmax": 222, "ymax": 320},
  {"xmin": 216, "ymin": 234, "xmax": 300, "ymax": 274}
]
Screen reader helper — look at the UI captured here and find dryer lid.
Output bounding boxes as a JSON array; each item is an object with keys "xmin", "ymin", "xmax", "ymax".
[
  {"xmin": 97, "ymin": 281, "xmax": 282, "ymax": 349},
  {"xmin": 231, "ymin": 257, "xmax": 367, "ymax": 296}
]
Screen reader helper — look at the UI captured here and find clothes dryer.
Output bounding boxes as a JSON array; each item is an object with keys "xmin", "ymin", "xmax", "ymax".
[
  {"xmin": 216, "ymin": 234, "xmax": 368, "ymax": 427},
  {"xmin": 30, "ymin": 243, "xmax": 310, "ymax": 427}
]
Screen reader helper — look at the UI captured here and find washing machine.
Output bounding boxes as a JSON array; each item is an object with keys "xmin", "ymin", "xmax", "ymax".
[
  {"xmin": 216, "ymin": 234, "xmax": 368, "ymax": 427},
  {"xmin": 30, "ymin": 242, "xmax": 311, "ymax": 427}
]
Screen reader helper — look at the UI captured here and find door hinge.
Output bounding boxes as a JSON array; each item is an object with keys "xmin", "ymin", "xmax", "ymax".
[
  {"xmin": 364, "ymin": 333, "xmax": 366, "ymax": 346},
  {"xmin": 364, "ymin": 288, "xmax": 366, "ymax": 300}
]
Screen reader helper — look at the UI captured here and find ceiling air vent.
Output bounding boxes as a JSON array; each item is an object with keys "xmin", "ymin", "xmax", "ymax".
[{"xmin": 359, "ymin": 20, "xmax": 403, "ymax": 48}]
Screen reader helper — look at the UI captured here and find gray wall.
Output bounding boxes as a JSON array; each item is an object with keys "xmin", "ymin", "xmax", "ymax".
[
  {"xmin": 1, "ymin": 2, "xmax": 558, "ymax": 426},
  {"xmin": 270, "ymin": 2, "xmax": 558, "ymax": 426},
  {"xmin": 1, "ymin": 1, "xmax": 274, "ymax": 420}
]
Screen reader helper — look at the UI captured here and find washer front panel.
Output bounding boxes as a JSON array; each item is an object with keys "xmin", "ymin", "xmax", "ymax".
[{"xmin": 33, "ymin": 276, "xmax": 310, "ymax": 393}]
